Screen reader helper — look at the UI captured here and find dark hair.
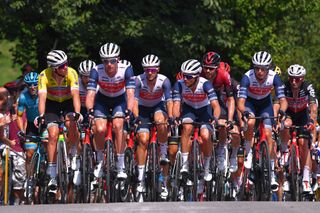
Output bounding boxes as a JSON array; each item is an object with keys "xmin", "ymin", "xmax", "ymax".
[{"xmin": 21, "ymin": 64, "xmax": 33, "ymax": 73}]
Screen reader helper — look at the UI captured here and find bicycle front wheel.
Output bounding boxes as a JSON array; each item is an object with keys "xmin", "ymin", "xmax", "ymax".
[
  {"xmin": 82, "ymin": 143, "xmax": 94, "ymax": 203},
  {"xmin": 289, "ymin": 145, "xmax": 300, "ymax": 201},
  {"xmin": 259, "ymin": 140, "xmax": 271, "ymax": 201},
  {"xmin": 57, "ymin": 141, "xmax": 69, "ymax": 203},
  {"xmin": 191, "ymin": 139, "xmax": 199, "ymax": 201}
]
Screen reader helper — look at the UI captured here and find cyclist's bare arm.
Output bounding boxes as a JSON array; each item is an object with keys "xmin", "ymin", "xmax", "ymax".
[
  {"xmin": 227, "ymin": 96, "xmax": 235, "ymax": 121},
  {"xmin": 133, "ymin": 98, "xmax": 139, "ymax": 118},
  {"xmin": 85, "ymin": 89, "xmax": 96, "ymax": 111},
  {"xmin": 173, "ymin": 100, "xmax": 181, "ymax": 119},
  {"xmin": 17, "ymin": 113, "xmax": 25, "ymax": 132},
  {"xmin": 166, "ymin": 100, "xmax": 173, "ymax": 118},
  {"xmin": 237, "ymin": 97, "xmax": 246, "ymax": 115},
  {"xmin": 278, "ymin": 97, "xmax": 288, "ymax": 113},
  {"xmin": 126, "ymin": 88, "xmax": 134, "ymax": 112},
  {"xmin": 38, "ymin": 91, "xmax": 47, "ymax": 116},
  {"xmin": 71, "ymin": 89, "xmax": 81, "ymax": 113},
  {"xmin": 210, "ymin": 99, "xmax": 221, "ymax": 120},
  {"xmin": 310, "ymin": 102, "xmax": 318, "ymax": 144}
]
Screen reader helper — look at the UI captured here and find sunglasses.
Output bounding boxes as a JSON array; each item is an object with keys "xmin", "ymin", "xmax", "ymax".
[
  {"xmin": 102, "ymin": 58, "xmax": 118, "ymax": 65},
  {"xmin": 58, "ymin": 62, "xmax": 68, "ymax": 69},
  {"xmin": 254, "ymin": 65, "xmax": 268, "ymax": 71},
  {"xmin": 289, "ymin": 77, "xmax": 304, "ymax": 82},
  {"xmin": 203, "ymin": 66, "xmax": 218, "ymax": 71},
  {"xmin": 144, "ymin": 68, "xmax": 159, "ymax": 73},
  {"xmin": 183, "ymin": 74, "xmax": 198, "ymax": 80},
  {"xmin": 27, "ymin": 84, "xmax": 38, "ymax": 88}
]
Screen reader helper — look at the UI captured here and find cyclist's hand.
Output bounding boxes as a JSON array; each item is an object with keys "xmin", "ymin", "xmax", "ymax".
[
  {"xmin": 307, "ymin": 120, "xmax": 315, "ymax": 131},
  {"xmin": 278, "ymin": 109, "xmax": 286, "ymax": 121},
  {"xmin": 210, "ymin": 117, "xmax": 219, "ymax": 126},
  {"xmin": 241, "ymin": 111, "xmax": 251, "ymax": 121},
  {"xmin": 168, "ymin": 117, "xmax": 176, "ymax": 126},
  {"xmin": 17, "ymin": 130, "xmax": 25, "ymax": 139},
  {"xmin": 34, "ymin": 115, "xmax": 45, "ymax": 128},
  {"xmin": 125, "ymin": 109, "xmax": 134, "ymax": 121},
  {"xmin": 74, "ymin": 112, "xmax": 83, "ymax": 123},
  {"xmin": 133, "ymin": 116, "xmax": 142, "ymax": 125},
  {"xmin": 88, "ymin": 108, "xmax": 94, "ymax": 121},
  {"xmin": 226, "ymin": 120, "xmax": 234, "ymax": 130}
]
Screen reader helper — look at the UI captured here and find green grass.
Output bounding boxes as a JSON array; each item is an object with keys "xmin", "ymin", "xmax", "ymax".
[{"xmin": 0, "ymin": 40, "xmax": 20, "ymax": 86}]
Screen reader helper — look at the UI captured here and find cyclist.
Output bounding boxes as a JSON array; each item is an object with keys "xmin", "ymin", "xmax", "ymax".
[
  {"xmin": 237, "ymin": 51, "xmax": 287, "ymax": 191},
  {"xmin": 279, "ymin": 64, "xmax": 317, "ymax": 192},
  {"xmin": 133, "ymin": 54, "xmax": 173, "ymax": 200},
  {"xmin": 78, "ymin": 60, "xmax": 96, "ymax": 123},
  {"xmin": 201, "ymin": 52, "xmax": 238, "ymax": 172},
  {"xmin": 16, "ymin": 72, "xmax": 40, "ymax": 196},
  {"xmin": 173, "ymin": 59, "xmax": 221, "ymax": 181},
  {"xmin": 86, "ymin": 42, "xmax": 135, "ymax": 180},
  {"xmin": 36, "ymin": 50, "xmax": 82, "ymax": 193}
]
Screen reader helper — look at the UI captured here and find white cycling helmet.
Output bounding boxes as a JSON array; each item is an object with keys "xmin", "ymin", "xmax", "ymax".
[
  {"xmin": 287, "ymin": 64, "xmax": 306, "ymax": 77},
  {"xmin": 78, "ymin": 60, "xmax": 96, "ymax": 76},
  {"xmin": 99, "ymin": 43, "xmax": 120, "ymax": 59},
  {"xmin": 142, "ymin": 54, "xmax": 160, "ymax": 67},
  {"xmin": 252, "ymin": 51, "xmax": 272, "ymax": 66},
  {"xmin": 47, "ymin": 50, "xmax": 68, "ymax": 67},
  {"xmin": 181, "ymin": 59, "xmax": 202, "ymax": 75}
]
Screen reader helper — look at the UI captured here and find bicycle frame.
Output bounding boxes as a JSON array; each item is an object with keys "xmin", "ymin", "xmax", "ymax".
[{"xmin": 289, "ymin": 126, "xmax": 302, "ymax": 174}]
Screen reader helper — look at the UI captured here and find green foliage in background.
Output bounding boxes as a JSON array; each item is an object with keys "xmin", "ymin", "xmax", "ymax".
[
  {"xmin": 0, "ymin": 40, "xmax": 20, "ymax": 85},
  {"xmin": 1, "ymin": 0, "xmax": 320, "ymax": 94}
]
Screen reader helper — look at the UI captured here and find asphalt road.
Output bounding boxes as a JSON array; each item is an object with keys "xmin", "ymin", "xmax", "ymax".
[{"xmin": 1, "ymin": 202, "xmax": 319, "ymax": 213}]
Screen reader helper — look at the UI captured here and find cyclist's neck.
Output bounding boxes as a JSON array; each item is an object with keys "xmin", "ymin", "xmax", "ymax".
[{"xmin": 52, "ymin": 71, "xmax": 66, "ymax": 84}]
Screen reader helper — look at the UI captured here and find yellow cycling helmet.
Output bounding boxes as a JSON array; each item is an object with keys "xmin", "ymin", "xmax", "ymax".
[{"xmin": 274, "ymin": 66, "xmax": 281, "ymax": 76}]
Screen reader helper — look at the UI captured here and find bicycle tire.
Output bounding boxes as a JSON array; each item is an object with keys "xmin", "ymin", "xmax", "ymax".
[
  {"xmin": 151, "ymin": 142, "xmax": 158, "ymax": 201},
  {"xmin": 26, "ymin": 152, "xmax": 40, "ymax": 204},
  {"xmin": 118, "ymin": 148, "xmax": 133, "ymax": 202},
  {"xmin": 171, "ymin": 151, "xmax": 181, "ymax": 201},
  {"xmin": 205, "ymin": 147, "xmax": 215, "ymax": 201},
  {"xmin": 57, "ymin": 141, "xmax": 68, "ymax": 203},
  {"xmin": 104, "ymin": 139, "xmax": 113, "ymax": 203},
  {"xmin": 82, "ymin": 144, "xmax": 93, "ymax": 203},
  {"xmin": 191, "ymin": 139, "xmax": 198, "ymax": 201},
  {"xmin": 289, "ymin": 145, "xmax": 300, "ymax": 201},
  {"xmin": 259, "ymin": 140, "xmax": 271, "ymax": 201}
]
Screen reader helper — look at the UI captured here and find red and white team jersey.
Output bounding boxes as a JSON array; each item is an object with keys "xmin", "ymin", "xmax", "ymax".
[
  {"xmin": 238, "ymin": 69, "xmax": 285, "ymax": 100},
  {"xmin": 173, "ymin": 77, "xmax": 217, "ymax": 109},
  {"xmin": 135, "ymin": 73, "xmax": 172, "ymax": 107},
  {"xmin": 79, "ymin": 78, "xmax": 99, "ymax": 107},
  {"xmin": 87, "ymin": 60, "xmax": 135, "ymax": 97}
]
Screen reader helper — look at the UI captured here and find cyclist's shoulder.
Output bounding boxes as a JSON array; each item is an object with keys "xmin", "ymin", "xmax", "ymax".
[{"xmin": 39, "ymin": 68, "xmax": 51, "ymax": 78}]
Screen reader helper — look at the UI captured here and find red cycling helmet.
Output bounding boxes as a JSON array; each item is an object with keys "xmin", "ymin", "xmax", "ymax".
[{"xmin": 202, "ymin": 52, "xmax": 221, "ymax": 68}]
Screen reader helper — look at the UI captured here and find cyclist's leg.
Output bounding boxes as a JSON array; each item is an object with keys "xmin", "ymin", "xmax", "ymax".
[
  {"xmin": 92, "ymin": 96, "xmax": 108, "ymax": 178},
  {"xmin": 45, "ymin": 114, "xmax": 60, "ymax": 190},
  {"xmin": 24, "ymin": 121, "xmax": 38, "ymax": 174},
  {"xmin": 242, "ymin": 99, "xmax": 256, "ymax": 169},
  {"xmin": 136, "ymin": 106, "xmax": 152, "ymax": 193},
  {"xmin": 198, "ymin": 105, "xmax": 214, "ymax": 181},
  {"xmin": 154, "ymin": 103, "xmax": 169, "ymax": 198},
  {"xmin": 258, "ymin": 102, "xmax": 277, "ymax": 189},
  {"xmin": 180, "ymin": 104, "xmax": 195, "ymax": 173},
  {"xmin": 216, "ymin": 100, "xmax": 228, "ymax": 171},
  {"xmin": 279, "ymin": 117, "xmax": 292, "ymax": 192},
  {"xmin": 112, "ymin": 96, "xmax": 127, "ymax": 178},
  {"xmin": 154, "ymin": 104, "xmax": 169, "ymax": 164}
]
